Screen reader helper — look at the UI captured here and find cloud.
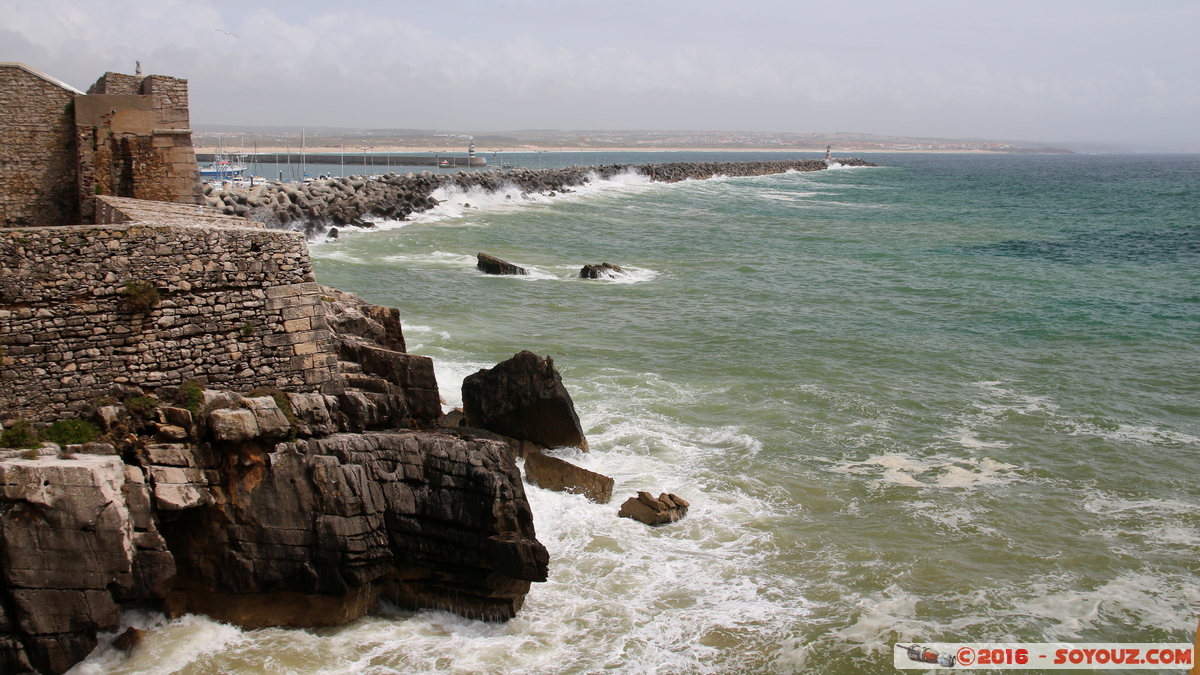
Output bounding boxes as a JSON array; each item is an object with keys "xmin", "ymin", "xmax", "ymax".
[{"xmin": 1, "ymin": 0, "xmax": 1197, "ymax": 143}]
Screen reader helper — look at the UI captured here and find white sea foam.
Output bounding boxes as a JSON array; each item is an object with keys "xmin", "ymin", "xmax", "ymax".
[
  {"xmin": 831, "ymin": 586, "xmax": 925, "ymax": 653},
  {"xmin": 401, "ymin": 169, "xmax": 657, "ymax": 227},
  {"xmin": 1082, "ymin": 495, "xmax": 1199, "ymax": 517},
  {"xmin": 382, "ymin": 250, "xmax": 478, "ymax": 268},
  {"xmin": 825, "ymin": 452, "xmax": 1018, "ymax": 489},
  {"xmin": 575, "ymin": 265, "xmax": 660, "ymax": 284},
  {"xmin": 307, "ymin": 218, "xmax": 410, "ymax": 247},
  {"xmin": 1016, "ymin": 572, "xmax": 1199, "ymax": 638},
  {"xmin": 1066, "ymin": 420, "xmax": 1200, "ymax": 447},
  {"xmin": 310, "ymin": 248, "xmax": 368, "ymax": 265},
  {"xmin": 70, "ymin": 612, "xmax": 244, "ymax": 675}
]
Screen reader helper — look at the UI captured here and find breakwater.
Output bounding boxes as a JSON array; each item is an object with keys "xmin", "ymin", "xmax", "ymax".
[{"xmin": 205, "ymin": 158, "xmax": 874, "ymax": 238}]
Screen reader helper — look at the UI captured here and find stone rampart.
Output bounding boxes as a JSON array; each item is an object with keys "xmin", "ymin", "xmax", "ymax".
[
  {"xmin": 0, "ymin": 63, "xmax": 203, "ymax": 228},
  {"xmin": 0, "ymin": 197, "xmax": 338, "ymax": 421}
]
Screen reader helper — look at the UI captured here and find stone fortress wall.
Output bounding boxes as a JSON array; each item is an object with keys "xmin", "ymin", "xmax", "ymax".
[
  {"xmin": 0, "ymin": 63, "xmax": 203, "ymax": 228},
  {"xmin": 76, "ymin": 70, "xmax": 204, "ymax": 221},
  {"xmin": 0, "ymin": 196, "xmax": 338, "ymax": 422}
]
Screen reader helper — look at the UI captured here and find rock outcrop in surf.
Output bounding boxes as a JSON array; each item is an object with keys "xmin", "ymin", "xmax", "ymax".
[
  {"xmin": 462, "ymin": 351, "xmax": 589, "ymax": 452},
  {"xmin": 580, "ymin": 263, "xmax": 626, "ymax": 279},
  {"xmin": 618, "ymin": 492, "xmax": 690, "ymax": 525},
  {"xmin": 477, "ymin": 253, "xmax": 528, "ymax": 276}
]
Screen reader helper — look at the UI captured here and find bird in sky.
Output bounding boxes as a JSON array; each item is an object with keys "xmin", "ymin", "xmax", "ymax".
[{"xmin": 214, "ymin": 29, "xmax": 238, "ymax": 38}]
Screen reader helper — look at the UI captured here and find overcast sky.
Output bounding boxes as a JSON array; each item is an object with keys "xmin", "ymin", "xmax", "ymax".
[{"xmin": 3, "ymin": 0, "xmax": 1197, "ymax": 145}]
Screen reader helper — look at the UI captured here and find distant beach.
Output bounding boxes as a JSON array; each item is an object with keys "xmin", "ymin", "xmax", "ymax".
[{"xmin": 194, "ymin": 144, "xmax": 1006, "ymax": 156}]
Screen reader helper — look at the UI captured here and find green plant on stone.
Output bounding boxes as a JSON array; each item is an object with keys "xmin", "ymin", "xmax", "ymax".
[
  {"xmin": 1, "ymin": 420, "xmax": 40, "ymax": 449},
  {"xmin": 44, "ymin": 419, "xmax": 99, "ymax": 446},
  {"xmin": 176, "ymin": 380, "xmax": 205, "ymax": 417},
  {"xmin": 124, "ymin": 395, "xmax": 159, "ymax": 420},
  {"xmin": 120, "ymin": 280, "xmax": 160, "ymax": 312},
  {"xmin": 241, "ymin": 322, "xmax": 256, "ymax": 337}
]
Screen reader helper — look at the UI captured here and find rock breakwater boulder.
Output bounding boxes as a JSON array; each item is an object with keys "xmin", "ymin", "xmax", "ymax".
[
  {"xmin": 205, "ymin": 159, "xmax": 874, "ymax": 240},
  {"xmin": 462, "ymin": 351, "xmax": 589, "ymax": 451}
]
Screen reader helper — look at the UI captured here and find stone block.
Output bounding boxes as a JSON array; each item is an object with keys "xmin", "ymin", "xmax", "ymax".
[
  {"xmin": 145, "ymin": 443, "xmax": 194, "ymax": 467},
  {"xmin": 207, "ymin": 408, "xmax": 258, "ymax": 442},
  {"xmin": 244, "ymin": 396, "xmax": 293, "ymax": 438}
]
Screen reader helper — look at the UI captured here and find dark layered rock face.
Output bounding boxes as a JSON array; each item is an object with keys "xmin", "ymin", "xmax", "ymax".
[
  {"xmin": 161, "ymin": 430, "xmax": 547, "ymax": 627},
  {"xmin": 462, "ymin": 351, "xmax": 589, "ymax": 451},
  {"xmin": 318, "ymin": 286, "xmax": 441, "ymax": 431},
  {"xmin": 0, "ymin": 402, "xmax": 547, "ymax": 673},
  {"xmin": 0, "ymin": 456, "xmax": 159, "ymax": 674}
]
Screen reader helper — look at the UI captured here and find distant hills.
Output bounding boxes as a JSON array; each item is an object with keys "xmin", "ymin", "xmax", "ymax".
[{"xmin": 188, "ymin": 126, "xmax": 1198, "ymax": 153}]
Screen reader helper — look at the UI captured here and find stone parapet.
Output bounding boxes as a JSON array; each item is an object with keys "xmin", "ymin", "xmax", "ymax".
[{"xmin": 0, "ymin": 200, "xmax": 337, "ymax": 420}]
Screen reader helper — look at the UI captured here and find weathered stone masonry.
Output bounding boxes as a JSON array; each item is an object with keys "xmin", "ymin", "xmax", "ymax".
[
  {"xmin": 77, "ymin": 71, "xmax": 204, "ymax": 222},
  {"xmin": 0, "ymin": 64, "xmax": 82, "ymax": 228},
  {"xmin": 0, "ymin": 63, "xmax": 203, "ymax": 228},
  {"xmin": 0, "ymin": 197, "xmax": 338, "ymax": 421}
]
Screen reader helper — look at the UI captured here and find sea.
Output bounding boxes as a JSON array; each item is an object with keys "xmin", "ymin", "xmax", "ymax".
[{"xmin": 73, "ymin": 152, "xmax": 1199, "ymax": 674}]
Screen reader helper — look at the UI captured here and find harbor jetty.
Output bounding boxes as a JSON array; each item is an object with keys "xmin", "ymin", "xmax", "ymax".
[{"xmin": 205, "ymin": 158, "xmax": 875, "ymax": 238}]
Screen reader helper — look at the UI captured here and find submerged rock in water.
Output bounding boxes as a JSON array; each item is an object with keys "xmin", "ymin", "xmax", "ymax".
[
  {"xmin": 579, "ymin": 262, "xmax": 625, "ymax": 279},
  {"xmin": 462, "ymin": 351, "xmax": 589, "ymax": 451},
  {"xmin": 523, "ymin": 452, "xmax": 613, "ymax": 503},
  {"xmin": 618, "ymin": 491, "xmax": 690, "ymax": 525},
  {"xmin": 477, "ymin": 253, "xmax": 528, "ymax": 276}
]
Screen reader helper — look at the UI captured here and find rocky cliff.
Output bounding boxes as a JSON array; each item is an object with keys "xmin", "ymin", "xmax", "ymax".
[{"xmin": 0, "ymin": 286, "xmax": 549, "ymax": 675}]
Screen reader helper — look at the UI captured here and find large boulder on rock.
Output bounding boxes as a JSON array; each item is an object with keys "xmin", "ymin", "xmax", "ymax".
[
  {"xmin": 618, "ymin": 491, "xmax": 690, "ymax": 525},
  {"xmin": 462, "ymin": 351, "xmax": 589, "ymax": 451},
  {"xmin": 523, "ymin": 452, "xmax": 613, "ymax": 503},
  {"xmin": 477, "ymin": 253, "xmax": 528, "ymax": 276}
]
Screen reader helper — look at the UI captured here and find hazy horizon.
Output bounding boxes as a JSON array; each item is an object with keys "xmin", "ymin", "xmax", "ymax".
[{"xmin": 3, "ymin": 0, "xmax": 1197, "ymax": 148}]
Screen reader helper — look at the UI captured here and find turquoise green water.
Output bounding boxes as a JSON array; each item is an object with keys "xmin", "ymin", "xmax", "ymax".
[{"xmin": 77, "ymin": 153, "xmax": 1199, "ymax": 674}]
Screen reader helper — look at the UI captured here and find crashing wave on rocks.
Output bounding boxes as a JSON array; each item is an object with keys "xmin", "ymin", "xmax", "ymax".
[{"xmin": 205, "ymin": 159, "xmax": 874, "ymax": 241}]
